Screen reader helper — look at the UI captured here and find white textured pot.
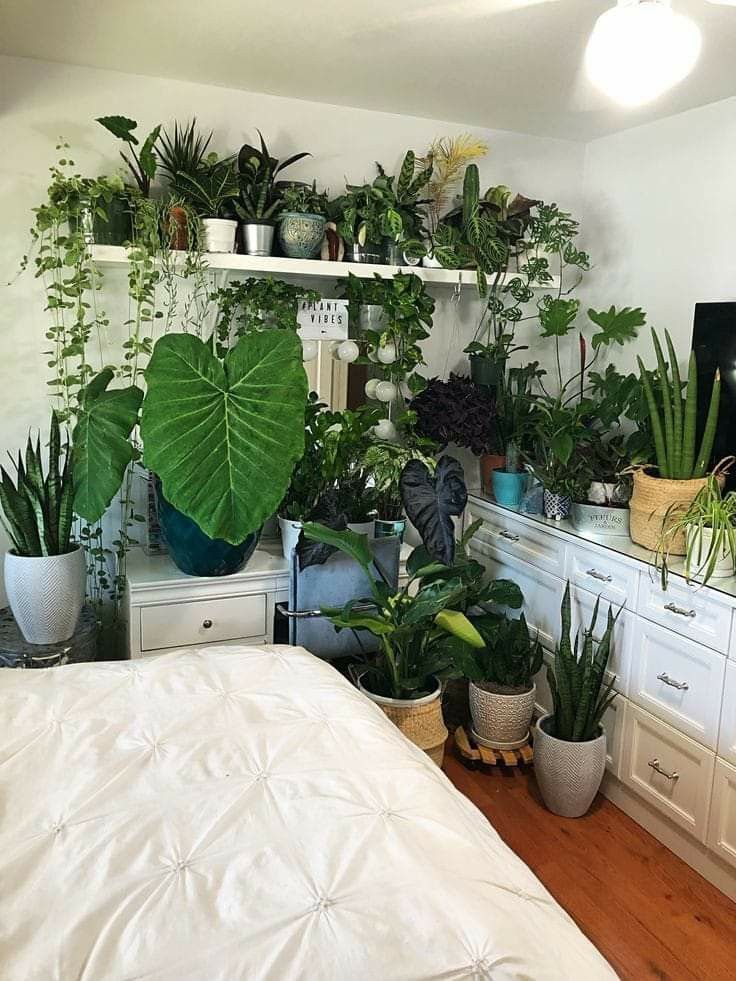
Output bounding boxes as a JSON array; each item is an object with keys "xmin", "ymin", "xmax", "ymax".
[
  {"xmin": 278, "ymin": 516, "xmax": 303, "ymax": 559},
  {"xmin": 202, "ymin": 218, "xmax": 237, "ymax": 253},
  {"xmin": 685, "ymin": 525, "xmax": 735, "ymax": 581},
  {"xmin": 533, "ymin": 714, "xmax": 606, "ymax": 818},
  {"xmin": 469, "ymin": 681, "xmax": 536, "ymax": 750},
  {"xmin": 4, "ymin": 546, "xmax": 86, "ymax": 645},
  {"xmin": 421, "ymin": 253, "xmax": 443, "ymax": 268}
]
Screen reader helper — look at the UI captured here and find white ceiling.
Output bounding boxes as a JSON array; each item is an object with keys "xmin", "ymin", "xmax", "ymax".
[{"xmin": 3, "ymin": 0, "xmax": 736, "ymax": 140}]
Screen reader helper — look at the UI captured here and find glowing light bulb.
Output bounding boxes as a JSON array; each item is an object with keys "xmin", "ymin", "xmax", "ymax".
[
  {"xmin": 374, "ymin": 418, "xmax": 397, "ymax": 441},
  {"xmin": 585, "ymin": 1, "xmax": 701, "ymax": 107},
  {"xmin": 336, "ymin": 340, "xmax": 360, "ymax": 363},
  {"xmin": 301, "ymin": 339, "xmax": 318, "ymax": 362},
  {"xmin": 377, "ymin": 342, "xmax": 397, "ymax": 365},
  {"xmin": 364, "ymin": 378, "xmax": 380, "ymax": 399},
  {"xmin": 375, "ymin": 380, "xmax": 397, "ymax": 403}
]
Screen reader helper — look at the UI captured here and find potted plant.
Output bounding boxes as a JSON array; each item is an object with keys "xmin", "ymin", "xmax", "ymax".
[
  {"xmin": 235, "ymin": 132, "xmax": 310, "ymax": 257},
  {"xmin": 373, "ymin": 150, "xmax": 433, "ymax": 264},
  {"xmin": 486, "ymin": 362, "xmax": 542, "ymax": 504},
  {"xmin": 362, "ymin": 441, "xmax": 436, "ymax": 540},
  {"xmin": 631, "ymin": 327, "xmax": 722, "ymax": 554},
  {"xmin": 460, "ymin": 613, "xmax": 543, "ymax": 749},
  {"xmin": 570, "ymin": 435, "xmax": 632, "ymax": 536},
  {"xmin": 175, "ymin": 156, "xmax": 240, "ymax": 253},
  {"xmin": 156, "ymin": 118, "xmax": 215, "ymax": 249},
  {"xmin": 94, "ymin": 115, "xmax": 162, "ymax": 244},
  {"xmin": 332, "ymin": 182, "xmax": 386, "ymax": 264},
  {"xmin": 302, "ymin": 456, "xmax": 480, "ymax": 765},
  {"xmin": 0, "ymin": 412, "xmax": 85, "ymax": 644},
  {"xmin": 213, "ymin": 276, "xmax": 319, "ymax": 346},
  {"xmin": 534, "ymin": 584, "xmax": 620, "ymax": 818},
  {"xmin": 277, "ymin": 182, "xmax": 329, "ymax": 258}
]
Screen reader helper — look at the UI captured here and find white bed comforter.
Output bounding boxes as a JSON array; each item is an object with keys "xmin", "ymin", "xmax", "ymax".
[{"xmin": 0, "ymin": 645, "xmax": 615, "ymax": 980}]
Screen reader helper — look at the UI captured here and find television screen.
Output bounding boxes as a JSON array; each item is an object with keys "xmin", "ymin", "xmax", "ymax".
[{"xmin": 691, "ymin": 302, "xmax": 736, "ymax": 490}]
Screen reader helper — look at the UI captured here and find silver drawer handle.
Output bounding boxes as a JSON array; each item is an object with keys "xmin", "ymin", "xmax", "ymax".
[
  {"xmin": 648, "ymin": 758, "xmax": 679, "ymax": 781},
  {"xmin": 586, "ymin": 568, "xmax": 612, "ymax": 583},
  {"xmin": 499, "ymin": 530, "xmax": 520, "ymax": 542},
  {"xmin": 663, "ymin": 602, "xmax": 696, "ymax": 619},
  {"xmin": 202, "ymin": 619, "xmax": 213, "ymax": 629},
  {"xmin": 657, "ymin": 672, "xmax": 689, "ymax": 691}
]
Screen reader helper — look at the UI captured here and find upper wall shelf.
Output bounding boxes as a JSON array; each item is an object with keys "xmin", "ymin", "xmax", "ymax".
[{"xmin": 89, "ymin": 246, "xmax": 560, "ymax": 292}]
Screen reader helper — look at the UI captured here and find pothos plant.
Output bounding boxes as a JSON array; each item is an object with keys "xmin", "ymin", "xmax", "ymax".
[{"xmin": 214, "ymin": 276, "xmax": 319, "ymax": 352}]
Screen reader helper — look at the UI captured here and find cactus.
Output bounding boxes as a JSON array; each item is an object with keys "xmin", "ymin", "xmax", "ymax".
[
  {"xmin": 0, "ymin": 411, "xmax": 75, "ymax": 557},
  {"xmin": 638, "ymin": 327, "xmax": 721, "ymax": 479},
  {"xmin": 546, "ymin": 584, "xmax": 619, "ymax": 742}
]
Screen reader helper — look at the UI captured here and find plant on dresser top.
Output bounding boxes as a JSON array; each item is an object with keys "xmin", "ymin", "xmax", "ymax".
[
  {"xmin": 535, "ymin": 584, "xmax": 620, "ymax": 818},
  {"xmin": 0, "ymin": 411, "xmax": 86, "ymax": 645},
  {"xmin": 278, "ymin": 181, "xmax": 329, "ymax": 259},
  {"xmin": 362, "ymin": 440, "xmax": 436, "ymax": 540},
  {"xmin": 630, "ymin": 327, "xmax": 723, "ymax": 554}
]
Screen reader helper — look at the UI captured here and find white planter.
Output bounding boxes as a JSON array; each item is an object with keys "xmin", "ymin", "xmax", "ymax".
[
  {"xmin": 469, "ymin": 681, "xmax": 536, "ymax": 749},
  {"xmin": 278, "ymin": 516, "xmax": 303, "ymax": 559},
  {"xmin": 4, "ymin": 546, "xmax": 86, "ymax": 645},
  {"xmin": 347, "ymin": 520, "xmax": 375, "ymax": 538},
  {"xmin": 421, "ymin": 254, "xmax": 443, "ymax": 268},
  {"xmin": 202, "ymin": 218, "xmax": 237, "ymax": 253},
  {"xmin": 685, "ymin": 524, "xmax": 735, "ymax": 581},
  {"xmin": 533, "ymin": 714, "xmax": 607, "ymax": 818}
]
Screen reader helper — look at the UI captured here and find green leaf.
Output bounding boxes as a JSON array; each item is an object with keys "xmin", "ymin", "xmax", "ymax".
[
  {"xmin": 139, "ymin": 125, "xmax": 162, "ymax": 179},
  {"xmin": 435, "ymin": 608, "xmax": 485, "ymax": 648},
  {"xmin": 588, "ymin": 305, "xmax": 646, "ymax": 349},
  {"xmin": 539, "ymin": 297, "xmax": 580, "ymax": 338},
  {"xmin": 323, "ymin": 599, "xmax": 394, "ymax": 636},
  {"xmin": 72, "ymin": 369, "xmax": 144, "ymax": 523},
  {"xmin": 550, "ymin": 431, "xmax": 574, "ymax": 465},
  {"xmin": 402, "ymin": 577, "xmax": 466, "ymax": 626},
  {"xmin": 301, "ymin": 523, "xmax": 374, "ymax": 570},
  {"xmin": 96, "ymin": 115, "xmax": 139, "ymax": 144},
  {"xmin": 141, "ymin": 331, "xmax": 308, "ymax": 544},
  {"xmin": 477, "ymin": 578, "xmax": 524, "ymax": 609}
]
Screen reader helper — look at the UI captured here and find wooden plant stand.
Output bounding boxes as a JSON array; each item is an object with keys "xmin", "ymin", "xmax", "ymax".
[{"xmin": 454, "ymin": 726, "xmax": 533, "ymax": 768}]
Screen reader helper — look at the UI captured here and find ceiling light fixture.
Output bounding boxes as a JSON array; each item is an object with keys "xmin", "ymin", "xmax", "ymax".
[{"xmin": 585, "ymin": 0, "xmax": 702, "ymax": 107}]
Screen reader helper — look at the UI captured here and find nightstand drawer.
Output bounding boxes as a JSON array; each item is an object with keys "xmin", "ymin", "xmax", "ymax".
[
  {"xmin": 566, "ymin": 545, "xmax": 638, "ymax": 610},
  {"xmin": 467, "ymin": 505, "xmax": 564, "ymax": 576},
  {"xmin": 140, "ymin": 593, "xmax": 267, "ymax": 652},
  {"xmin": 636, "ymin": 573, "xmax": 732, "ymax": 654},
  {"xmin": 621, "ymin": 704, "xmax": 715, "ymax": 840},
  {"xmin": 629, "ymin": 619, "xmax": 725, "ymax": 749}
]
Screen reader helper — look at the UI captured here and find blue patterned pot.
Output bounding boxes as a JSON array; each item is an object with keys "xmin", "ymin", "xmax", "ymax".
[
  {"xmin": 278, "ymin": 212, "xmax": 326, "ymax": 259},
  {"xmin": 155, "ymin": 480, "xmax": 260, "ymax": 577},
  {"xmin": 543, "ymin": 490, "xmax": 572, "ymax": 521}
]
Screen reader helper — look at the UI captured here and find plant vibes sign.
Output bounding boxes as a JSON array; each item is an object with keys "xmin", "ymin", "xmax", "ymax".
[{"xmin": 297, "ymin": 299, "xmax": 349, "ymax": 341}]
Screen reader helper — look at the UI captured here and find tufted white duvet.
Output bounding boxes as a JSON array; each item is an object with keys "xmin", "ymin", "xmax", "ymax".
[{"xmin": 0, "ymin": 645, "xmax": 615, "ymax": 980}]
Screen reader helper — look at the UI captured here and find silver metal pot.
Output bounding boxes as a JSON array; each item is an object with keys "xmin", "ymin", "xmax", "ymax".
[{"xmin": 242, "ymin": 222, "xmax": 275, "ymax": 257}]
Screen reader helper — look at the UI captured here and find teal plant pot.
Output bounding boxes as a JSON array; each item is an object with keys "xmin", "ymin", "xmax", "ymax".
[
  {"xmin": 278, "ymin": 212, "xmax": 326, "ymax": 259},
  {"xmin": 491, "ymin": 469, "xmax": 528, "ymax": 508},
  {"xmin": 469, "ymin": 356, "xmax": 503, "ymax": 388},
  {"xmin": 155, "ymin": 480, "xmax": 260, "ymax": 577},
  {"xmin": 375, "ymin": 518, "xmax": 406, "ymax": 541}
]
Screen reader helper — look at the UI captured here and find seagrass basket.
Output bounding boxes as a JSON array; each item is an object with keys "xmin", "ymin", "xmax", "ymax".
[
  {"xmin": 629, "ymin": 469, "xmax": 712, "ymax": 554},
  {"xmin": 359, "ymin": 676, "xmax": 448, "ymax": 766}
]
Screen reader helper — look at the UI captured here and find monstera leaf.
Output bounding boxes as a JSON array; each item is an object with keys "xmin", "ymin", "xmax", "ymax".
[
  {"xmin": 400, "ymin": 455, "xmax": 468, "ymax": 566},
  {"xmin": 72, "ymin": 369, "xmax": 144, "ymax": 523},
  {"xmin": 141, "ymin": 331, "xmax": 307, "ymax": 544}
]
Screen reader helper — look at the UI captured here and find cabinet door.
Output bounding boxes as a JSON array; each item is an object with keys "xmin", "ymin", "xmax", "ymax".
[
  {"xmin": 629, "ymin": 619, "xmax": 726, "ymax": 750},
  {"xmin": 466, "ymin": 503, "xmax": 565, "ymax": 576},
  {"xmin": 637, "ymin": 572, "xmax": 732, "ymax": 654},
  {"xmin": 717, "ymin": 660, "xmax": 736, "ymax": 765},
  {"xmin": 708, "ymin": 759, "xmax": 736, "ymax": 869},
  {"xmin": 565, "ymin": 543, "xmax": 639, "ymax": 611}
]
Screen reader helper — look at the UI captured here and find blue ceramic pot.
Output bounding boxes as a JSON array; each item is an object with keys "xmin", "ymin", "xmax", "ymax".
[
  {"xmin": 491, "ymin": 469, "xmax": 528, "ymax": 507},
  {"xmin": 154, "ymin": 480, "xmax": 260, "ymax": 577},
  {"xmin": 375, "ymin": 518, "xmax": 406, "ymax": 541},
  {"xmin": 278, "ymin": 212, "xmax": 326, "ymax": 259}
]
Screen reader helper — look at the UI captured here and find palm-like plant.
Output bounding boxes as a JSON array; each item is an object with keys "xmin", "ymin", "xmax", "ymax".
[
  {"xmin": 0, "ymin": 412, "xmax": 75, "ymax": 557},
  {"xmin": 419, "ymin": 134, "xmax": 488, "ymax": 234},
  {"xmin": 174, "ymin": 158, "xmax": 239, "ymax": 218},
  {"xmin": 157, "ymin": 118, "xmax": 215, "ymax": 189}
]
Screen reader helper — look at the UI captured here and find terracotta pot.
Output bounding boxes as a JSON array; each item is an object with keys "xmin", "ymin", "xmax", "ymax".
[
  {"xmin": 359, "ymin": 675, "xmax": 448, "ymax": 766},
  {"xmin": 629, "ymin": 469, "xmax": 718, "ymax": 554},
  {"xmin": 166, "ymin": 206, "xmax": 189, "ymax": 250},
  {"xmin": 479, "ymin": 454, "xmax": 506, "ymax": 496}
]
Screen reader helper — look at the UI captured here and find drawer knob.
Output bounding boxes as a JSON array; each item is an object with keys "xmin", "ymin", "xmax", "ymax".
[
  {"xmin": 663, "ymin": 602, "xmax": 696, "ymax": 619},
  {"xmin": 499, "ymin": 530, "xmax": 520, "ymax": 542},
  {"xmin": 202, "ymin": 619, "xmax": 213, "ymax": 629},
  {"xmin": 657, "ymin": 671, "xmax": 689, "ymax": 691},
  {"xmin": 648, "ymin": 758, "xmax": 679, "ymax": 781},
  {"xmin": 586, "ymin": 568, "xmax": 613, "ymax": 583}
]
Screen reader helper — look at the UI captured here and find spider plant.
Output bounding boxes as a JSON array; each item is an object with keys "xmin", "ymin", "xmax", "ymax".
[
  {"xmin": 656, "ymin": 475, "xmax": 736, "ymax": 587},
  {"xmin": 0, "ymin": 412, "xmax": 75, "ymax": 557}
]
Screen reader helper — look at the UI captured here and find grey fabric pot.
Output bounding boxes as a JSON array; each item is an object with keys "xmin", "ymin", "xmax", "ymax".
[
  {"xmin": 469, "ymin": 682, "xmax": 536, "ymax": 749},
  {"xmin": 534, "ymin": 714, "xmax": 606, "ymax": 818},
  {"xmin": 4, "ymin": 546, "xmax": 86, "ymax": 645}
]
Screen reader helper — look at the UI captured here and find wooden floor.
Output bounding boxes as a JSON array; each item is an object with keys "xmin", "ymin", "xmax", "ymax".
[{"xmin": 444, "ymin": 748, "xmax": 736, "ymax": 981}]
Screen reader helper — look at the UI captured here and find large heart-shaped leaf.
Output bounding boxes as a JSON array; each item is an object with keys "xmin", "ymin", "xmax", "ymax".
[
  {"xmin": 141, "ymin": 331, "xmax": 307, "ymax": 544},
  {"xmin": 400, "ymin": 455, "xmax": 468, "ymax": 566},
  {"xmin": 72, "ymin": 369, "xmax": 144, "ymax": 523}
]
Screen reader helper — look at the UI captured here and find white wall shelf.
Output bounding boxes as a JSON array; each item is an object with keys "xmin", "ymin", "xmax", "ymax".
[{"xmin": 89, "ymin": 245, "xmax": 559, "ymax": 291}]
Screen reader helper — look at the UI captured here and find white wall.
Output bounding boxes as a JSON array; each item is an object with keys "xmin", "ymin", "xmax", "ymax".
[
  {"xmin": 582, "ymin": 96, "xmax": 736, "ymax": 372},
  {"xmin": 0, "ymin": 54, "xmax": 587, "ymax": 599}
]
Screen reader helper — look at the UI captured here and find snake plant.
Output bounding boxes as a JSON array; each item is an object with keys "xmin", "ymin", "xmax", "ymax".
[
  {"xmin": 637, "ymin": 328, "xmax": 721, "ymax": 479},
  {"xmin": 547, "ymin": 584, "xmax": 620, "ymax": 742},
  {"xmin": 0, "ymin": 411, "xmax": 75, "ymax": 557}
]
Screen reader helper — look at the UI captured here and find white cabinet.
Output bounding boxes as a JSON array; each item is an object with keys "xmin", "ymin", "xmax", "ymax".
[
  {"xmin": 708, "ymin": 759, "xmax": 736, "ymax": 869},
  {"xmin": 628, "ymin": 619, "xmax": 726, "ymax": 750},
  {"xmin": 637, "ymin": 572, "xmax": 732, "ymax": 655},
  {"xmin": 568, "ymin": 586, "xmax": 632, "ymax": 696},
  {"xmin": 621, "ymin": 703, "xmax": 715, "ymax": 841},
  {"xmin": 140, "ymin": 593, "xmax": 267, "ymax": 652},
  {"xmin": 717, "ymin": 660, "xmax": 736, "ymax": 765},
  {"xmin": 467, "ymin": 504, "xmax": 565, "ymax": 577},
  {"xmin": 566, "ymin": 544, "xmax": 639, "ymax": 611}
]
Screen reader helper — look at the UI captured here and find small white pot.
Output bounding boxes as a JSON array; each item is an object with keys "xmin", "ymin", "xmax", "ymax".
[
  {"xmin": 4, "ymin": 546, "xmax": 86, "ymax": 645},
  {"xmin": 469, "ymin": 681, "xmax": 536, "ymax": 749},
  {"xmin": 347, "ymin": 520, "xmax": 375, "ymax": 538},
  {"xmin": 533, "ymin": 714, "xmax": 607, "ymax": 818},
  {"xmin": 202, "ymin": 218, "xmax": 237, "ymax": 253},
  {"xmin": 685, "ymin": 524, "xmax": 735, "ymax": 581},
  {"xmin": 278, "ymin": 516, "xmax": 303, "ymax": 559},
  {"xmin": 421, "ymin": 254, "xmax": 443, "ymax": 268}
]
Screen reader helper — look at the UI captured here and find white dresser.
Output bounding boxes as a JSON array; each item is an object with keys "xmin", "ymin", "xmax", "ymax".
[{"xmin": 466, "ymin": 495, "xmax": 736, "ymax": 901}]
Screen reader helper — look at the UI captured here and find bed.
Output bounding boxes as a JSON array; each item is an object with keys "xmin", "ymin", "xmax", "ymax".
[{"xmin": 0, "ymin": 645, "xmax": 615, "ymax": 980}]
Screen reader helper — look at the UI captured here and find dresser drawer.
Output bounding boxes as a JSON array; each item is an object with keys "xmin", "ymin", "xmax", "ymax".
[
  {"xmin": 467, "ymin": 505, "xmax": 564, "ymax": 576},
  {"xmin": 469, "ymin": 540, "xmax": 565, "ymax": 651},
  {"xmin": 565, "ymin": 544, "xmax": 638, "ymax": 611},
  {"xmin": 636, "ymin": 573, "xmax": 732, "ymax": 654},
  {"xmin": 621, "ymin": 704, "xmax": 715, "ymax": 840},
  {"xmin": 601, "ymin": 695, "xmax": 627, "ymax": 779},
  {"xmin": 717, "ymin": 659, "xmax": 736, "ymax": 765},
  {"xmin": 140, "ymin": 593, "xmax": 267, "ymax": 652},
  {"xmin": 569, "ymin": 586, "xmax": 632, "ymax": 696},
  {"xmin": 708, "ymin": 759, "xmax": 736, "ymax": 869}
]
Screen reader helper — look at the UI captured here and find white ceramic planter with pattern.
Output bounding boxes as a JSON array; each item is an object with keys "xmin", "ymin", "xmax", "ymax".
[
  {"xmin": 533, "ymin": 714, "xmax": 606, "ymax": 818},
  {"xmin": 4, "ymin": 545, "xmax": 86, "ymax": 645},
  {"xmin": 469, "ymin": 682, "xmax": 536, "ymax": 749}
]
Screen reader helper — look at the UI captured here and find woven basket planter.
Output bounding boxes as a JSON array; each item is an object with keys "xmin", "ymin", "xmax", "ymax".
[
  {"xmin": 359, "ymin": 675, "xmax": 448, "ymax": 766},
  {"xmin": 629, "ymin": 469, "xmax": 714, "ymax": 554},
  {"xmin": 469, "ymin": 682, "xmax": 536, "ymax": 750}
]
